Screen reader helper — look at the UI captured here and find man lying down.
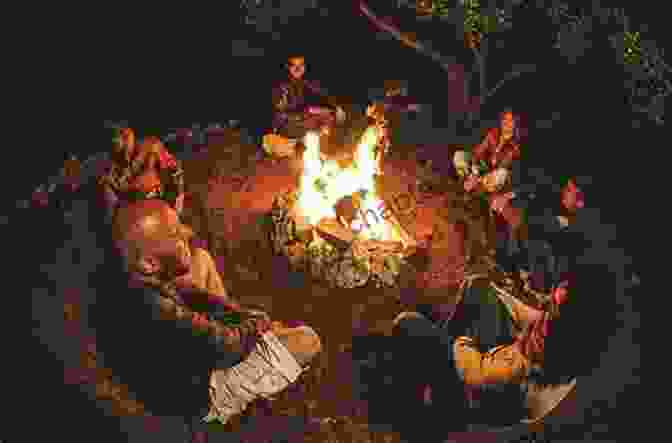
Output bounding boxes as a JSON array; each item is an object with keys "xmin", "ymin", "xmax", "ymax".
[{"xmin": 92, "ymin": 199, "xmax": 322, "ymax": 425}]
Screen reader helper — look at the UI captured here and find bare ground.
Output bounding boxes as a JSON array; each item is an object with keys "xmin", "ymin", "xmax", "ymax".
[{"xmin": 177, "ymin": 134, "xmax": 490, "ymax": 442}]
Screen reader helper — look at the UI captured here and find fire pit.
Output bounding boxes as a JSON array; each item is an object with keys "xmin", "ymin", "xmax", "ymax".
[{"xmin": 269, "ymin": 128, "xmax": 417, "ymax": 288}]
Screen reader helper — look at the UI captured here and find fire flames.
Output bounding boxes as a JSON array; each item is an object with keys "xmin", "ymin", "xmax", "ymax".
[{"xmin": 293, "ymin": 127, "xmax": 402, "ymax": 243}]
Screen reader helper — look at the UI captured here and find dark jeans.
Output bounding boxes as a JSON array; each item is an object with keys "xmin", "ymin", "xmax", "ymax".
[
  {"xmin": 393, "ymin": 315, "xmax": 469, "ymax": 436},
  {"xmin": 520, "ymin": 238, "xmax": 556, "ymax": 291},
  {"xmin": 394, "ymin": 284, "xmax": 519, "ymax": 433}
]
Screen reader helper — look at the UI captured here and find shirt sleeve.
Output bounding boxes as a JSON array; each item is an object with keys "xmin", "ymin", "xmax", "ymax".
[
  {"xmin": 272, "ymin": 84, "xmax": 289, "ymax": 111},
  {"xmin": 472, "ymin": 129, "xmax": 495, "ymax": 163},
  {"xmin": 497, "ymin": 143, "xmax": 520, "ymax": 169}
]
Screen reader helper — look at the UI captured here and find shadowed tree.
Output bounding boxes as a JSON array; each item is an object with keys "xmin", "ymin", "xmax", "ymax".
[{"xmin": 351, "ymin": 0, "xmax": 669, "ymax": 134}]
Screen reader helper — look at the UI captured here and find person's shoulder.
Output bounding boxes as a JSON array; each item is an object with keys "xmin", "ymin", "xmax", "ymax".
[
  {"xmin": 192, "ymin": 247, "xmax": 216, "ymax": 266},
  {"xmin": 305, "ymin": 79, "xmax": 323, "ymax": 90},
  {"xmin": 272, "ymin": 80, "xmax": 290, "ymax": 91},
  {"xmin": 486, "ymin": 127, "xmax": 499, "ymax": 137}
]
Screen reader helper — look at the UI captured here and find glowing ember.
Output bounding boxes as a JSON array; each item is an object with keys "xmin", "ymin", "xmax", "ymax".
[{"xmin": 294, "ymin": 127, "xmax": 401, "ymax": 242}]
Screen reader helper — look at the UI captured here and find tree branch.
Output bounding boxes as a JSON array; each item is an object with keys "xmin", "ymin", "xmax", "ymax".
[
  {"xmin": 358, "ymin": 1, "xmax": 456, "ymax": 70},
  {"xmin": 484, "ymin": 63, "xmax": 537, "ymax": 101}
]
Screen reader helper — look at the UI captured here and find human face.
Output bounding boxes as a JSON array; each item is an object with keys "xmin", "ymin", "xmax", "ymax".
[
  {"xmin": 501, "ymin": 112, "xmax": 515, "ymax": 133},
  {"xmin": 560, "ymin": 180, "xmax": 584, "ymax": 213},
  {"xmin": 152, "ymin": 207, "xmax": 192, "ymax": 278},
  {"xmin": 287, "ymin": 57, "xmax": 306, "ymax": 80}
]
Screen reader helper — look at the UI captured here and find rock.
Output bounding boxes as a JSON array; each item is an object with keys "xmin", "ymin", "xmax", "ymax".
[{"xmin": 329, "ymin": 254, "xmax": 370, "ymax": 289}]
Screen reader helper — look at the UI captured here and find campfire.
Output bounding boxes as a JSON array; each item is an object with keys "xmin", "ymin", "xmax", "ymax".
[{"xmin": 269, "ymin": 126, "xmax": 416, "ymax": 288}]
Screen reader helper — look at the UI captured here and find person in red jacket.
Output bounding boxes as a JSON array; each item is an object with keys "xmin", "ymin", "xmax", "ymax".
[
  {"xmin": 99, "ymin": 131, "xmax": 185, "ymax": 219},
  {"xmin": 455, "ymin": 109, "xmax": 523, "ymax": 194}
]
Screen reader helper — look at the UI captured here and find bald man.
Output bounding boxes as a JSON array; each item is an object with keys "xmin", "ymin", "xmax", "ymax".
[{"xmin": 97, "ymin": 199, "xmax": 322, "ymax": 423}]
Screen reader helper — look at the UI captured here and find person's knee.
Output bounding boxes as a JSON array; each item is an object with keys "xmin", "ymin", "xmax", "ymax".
[{"xmin": 276, "ymin": 325, "xmax": 322, "ymax": 368}]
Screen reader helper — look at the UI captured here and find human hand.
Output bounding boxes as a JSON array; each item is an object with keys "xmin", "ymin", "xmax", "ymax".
[
  {"xmin": 175, "ymin": 193, "xmax": 185, "ymax": 214},
  {"xmin": 551, "ymin": 281, "xmax": 569, "ymax": 306},
  {"xmin": 366, "ymin": 104, "xmax": 375, "ymax": 117},
  {"xmin": 490, "ymin": 192, "xmax": 515, "ymax": 213},
  {"xmin": 191, "ymin": 312, "xmax": 211, "ymax": 330},
  {"xmin": 174, "ymin": 273, "xmax": 202, "ymax": 293},
  {"xmin": 463, "ymin": 174, "xmax": 480, "ymax": 192},
  {"xmin": 336, "ymin": 106, "xmax": 347, "ymax": 123}
]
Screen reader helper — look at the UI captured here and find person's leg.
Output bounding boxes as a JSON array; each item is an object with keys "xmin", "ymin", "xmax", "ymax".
[
  {"xmin": 272, "ymin": 324, "xmax": 322, "ymax": 369},
  {"xmin": 491, "ymin": 286, "xmax": 544, "ymax": 331},
  {"xmin": 522, "ymin": 238, "xmax": 552, "ymax": 292},
  {"xmin": 392, "ymin": 312, "xmax": 469, "ymax": 436},
  {"xmin": 446, "ymin": 282, "xmax": 516, "ymax": 353},
  {"xmin": 206, "ymin": 326, "xmax": 321, "ymax": 424}
]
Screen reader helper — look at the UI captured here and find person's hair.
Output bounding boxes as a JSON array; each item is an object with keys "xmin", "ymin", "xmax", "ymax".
[
  {"xmin": 383, "ymin": 80, "xmax": 406, "ymax": 95},
  {"xmin": 286, "ymin": 54, "xmax": 305, "ymax": 65},
  {"xmin": 539, "ymin": 261, "xmax": 619, "ymax": 384},
  {"xmin": 499, "ymin": 107, "xmax": 523, "ymax": 144}
]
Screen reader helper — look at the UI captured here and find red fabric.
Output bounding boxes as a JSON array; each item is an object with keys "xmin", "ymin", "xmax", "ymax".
[
  {"xmin": 518, "ymin": 282, "xmax": 569, "ymax": 359},
  {"xmin": 32, "ymin": 189, "xmax": 49, "ymax": 207},
  {"xmin": 472, "ymin": 128, "xmax": 521, "ymax": 169},
  {"xmin": 158, "ymin": 147, "xmax": 178, "ymax": 170}
]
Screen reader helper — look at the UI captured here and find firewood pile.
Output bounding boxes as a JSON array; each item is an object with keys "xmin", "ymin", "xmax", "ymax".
[{"xmin": 269, "ymin": 191, "xmax": 415, "ymax": 288}]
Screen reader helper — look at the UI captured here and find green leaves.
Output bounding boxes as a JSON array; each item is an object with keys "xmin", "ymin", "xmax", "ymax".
[
  {"xmin": 431, "ymin": 0, "xmax": 451, "ymax": 17},
  {"xmin": 111, "ymin": 127, "xmax": 121, "ymax": 146}
]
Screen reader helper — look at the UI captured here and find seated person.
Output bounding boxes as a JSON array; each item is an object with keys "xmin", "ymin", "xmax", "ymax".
[
  {"xmin": 391, "ymin": 261, "xmax": 616, "ymax": 436},
  {"xmin": 455, "ymin": 109, "xmax": 523, "ymax": 194},
  {"xmin": 267, "ymin": 55, "xmax": 346, "ymax": 157},
  {"xmin": 366, "ymin": 80, "xmax": 422, "ymax": 165},
  {"xmin": 93, "ymin": 199, "xmax": 322, "ymax": 424},
  {"xmin": 489, "ymin": 176, "xmax": 586, "ymax": 297},
  {"xmin": 99, "ymin": 129, "xmax": 185, "ymax": 219}
]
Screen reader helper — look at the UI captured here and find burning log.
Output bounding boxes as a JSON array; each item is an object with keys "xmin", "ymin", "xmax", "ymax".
[
  {"xmin": 316, "ymin": 217, "xmax": 355, "ymax": 249},
  {"xmin": 284, "ymin": 241, "xmax": 308, "ymax": 268},
  {"xmin": 334, "ymin": 195, "xmax": 359, "ymax": 227},
  {"xmin": 353, "ymin": 239, "xmax": 403, "ymax": 255},
  {"xmin": 384, "ymin": 207, "xmax": 417, "ymax": 250}
]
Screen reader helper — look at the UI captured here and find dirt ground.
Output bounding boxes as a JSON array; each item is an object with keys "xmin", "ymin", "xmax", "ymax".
[{"xmin": 177, "ymin": 133, "xmax": 495, "ymax": 442}]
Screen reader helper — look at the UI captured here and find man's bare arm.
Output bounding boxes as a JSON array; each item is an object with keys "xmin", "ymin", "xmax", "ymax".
[{"xmin": 149, "ymin": 290, "xmax": 269, "ymax": 359}]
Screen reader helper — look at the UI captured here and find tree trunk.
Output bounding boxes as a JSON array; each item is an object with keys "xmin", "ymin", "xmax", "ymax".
[
  {"xmin": 465, "ymin": 41, "xmax": 487, "ymax": 129},
  {"xmin": 359, "ymin": 2, "xmax": 478, "ymax": 128}
]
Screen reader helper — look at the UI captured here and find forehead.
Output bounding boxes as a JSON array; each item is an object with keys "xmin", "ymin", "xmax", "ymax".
[
  {"xmin": 502, "ymin": 112, "xmax": 514, "ymax": 119},
  {"xmin": 288, "ymin": 57, "xmax": 305, "ymax": 66}
]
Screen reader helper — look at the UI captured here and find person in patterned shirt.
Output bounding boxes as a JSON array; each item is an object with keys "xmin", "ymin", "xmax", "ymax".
[
  {"xmin": 99, "ymin": 129, "xmax": 185, "ymax": 220},
  {"xmin": 94, "ymin": 199, "xmax": 322, "ymax": 423},
  {"xmin": 455, "ymin": 109, "xmax": 524, "ymax": 194},
  {"xmin": 271, "ymin": 55, "xmax": 345, "ymax": 139}
]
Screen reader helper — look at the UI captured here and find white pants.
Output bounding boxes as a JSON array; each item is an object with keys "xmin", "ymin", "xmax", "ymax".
[{"xmin": 203, "ymin": 331, "xmax": 304, "ymax": 424}]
